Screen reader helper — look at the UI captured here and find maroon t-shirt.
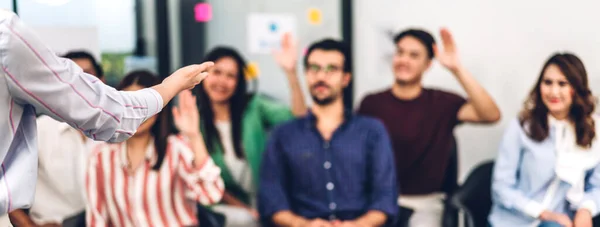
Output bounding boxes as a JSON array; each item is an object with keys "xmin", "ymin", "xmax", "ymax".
[{"xmin": 357, "ymin": 88, "xmax": 466, "ymax": 195}]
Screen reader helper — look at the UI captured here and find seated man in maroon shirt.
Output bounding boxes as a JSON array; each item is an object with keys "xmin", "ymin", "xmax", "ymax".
[{"xmin": 357, "ymin": 28, "xmax": 501, "ymax": 227}]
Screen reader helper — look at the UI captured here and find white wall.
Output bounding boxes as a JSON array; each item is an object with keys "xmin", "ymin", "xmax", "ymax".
[{"xmin": 354, "ymin": 0, "xmax": 600, "ymax": 181}]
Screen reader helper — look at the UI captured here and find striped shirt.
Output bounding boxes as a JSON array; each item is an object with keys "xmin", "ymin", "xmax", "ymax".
[
  {"xmin": 86, "ymin": 135, "xmax": 225, "ymax": 227},
  {"xmin": 0, "ymin": 10, "xmax": 163, "ymax": 215}
]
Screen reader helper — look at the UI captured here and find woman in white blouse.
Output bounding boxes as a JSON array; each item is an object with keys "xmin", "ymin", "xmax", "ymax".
[{"xmin": 489, "ymin": 53, "xmax": 600, "ymax": 227}]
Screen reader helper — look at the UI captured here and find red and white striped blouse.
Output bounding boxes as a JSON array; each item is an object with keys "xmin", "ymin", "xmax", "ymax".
[{"xmin": 85, "ymin": 135, "xmax": 225, "ymax": 227}]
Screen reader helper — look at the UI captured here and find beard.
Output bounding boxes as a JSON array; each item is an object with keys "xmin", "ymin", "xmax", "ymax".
[
  {"xmin": 311, "ymin": 94, "xmax": 337, "ymax": 105},
  {"xmin": 310, "ymin": 82, "xmax": 338, "ymax": 106}
]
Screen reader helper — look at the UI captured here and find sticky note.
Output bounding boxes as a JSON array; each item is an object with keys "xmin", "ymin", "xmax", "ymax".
[
  {"xmin": 245, "ymin": 62, "xmax": 260, "ymax": 80},
  {"xmin": 302, "ymin": 47, "xmax": 308, "ymax": 56},
  {"xmin": 307, "ymin": 8, "xmax": 322, "ymax": 25},
  {"xmin": 194, "ymin": 3, "xmax": 212, "ymax": 22}
]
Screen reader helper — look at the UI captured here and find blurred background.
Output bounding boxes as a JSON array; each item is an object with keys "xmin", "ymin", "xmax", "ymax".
[{"xmin": 3, "ymin": 0, "xmax": 600, "ymax": 187}]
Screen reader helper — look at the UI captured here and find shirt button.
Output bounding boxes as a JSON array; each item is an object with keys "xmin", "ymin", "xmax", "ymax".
[
  {"xmin": 326, "ymin": 182, "xmax": 334, "ymax": 190},
  {"xmin": 329, "ymin": 202, "xmax": 337, "ymax": 210},
  {"xmin": 329, "ymin": 214, "xmax": 336, "ymax": 221},
  {"xmin": 324, "ymin": 161, "xmax": 331, "ymax": 169},
  {"xmin": 323, "ymin": 142, "xmax": 330, "ymax": 149}
]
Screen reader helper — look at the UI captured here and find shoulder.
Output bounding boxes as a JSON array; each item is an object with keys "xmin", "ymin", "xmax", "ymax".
[
  {"xmin": 268, "ymin": 118, "xmax": 305, "ymax": 137},
  {"xmin": 360, "ymin": 89, "xmax": 392, "ymax": 103},
  {"xmin": 425, "ymin": 88, "xmax": 465, "ymax": 102},
  {"xmin": 88, "ymin": 142, "xmax": 119, "ymax": 164},
  {"xmin": 351, "ymin": 115, "xmax": 388, "ymax": 133}
]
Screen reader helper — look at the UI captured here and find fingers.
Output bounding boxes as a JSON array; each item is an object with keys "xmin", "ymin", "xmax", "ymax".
[{"xmin": 197, "ymin": 61, "xmax": 215, "ymax": 72}]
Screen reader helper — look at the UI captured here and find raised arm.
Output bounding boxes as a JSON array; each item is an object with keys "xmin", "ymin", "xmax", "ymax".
[
  {"xmin": 273, "ymin": 32, "xmax": 307, "ymax": 117},
  {"xmin": 433, "ymin": 28, "xmax": 501, "ymax": 124},
  {"xmin": 0, "ymin": 11, "xmax": 212, "ymax": 142}
]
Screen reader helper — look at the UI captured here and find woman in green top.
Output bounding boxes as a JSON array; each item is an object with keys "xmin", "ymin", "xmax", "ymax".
[{"xmin": 195, "ymin": 38, "xmax": 306, "ymax": 227}]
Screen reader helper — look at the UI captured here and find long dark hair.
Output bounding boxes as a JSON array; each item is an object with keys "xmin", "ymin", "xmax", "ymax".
[
  {"xmin": 520, "ymin": 53, "xmax": 596, "ymax": 147},
  {"xmin": 117, "ymin": 71, "xmax": 177, "ymax": 170},
  {"xmin": 194, "ymin": 47, "xmax": 254, "ymax": 158}
]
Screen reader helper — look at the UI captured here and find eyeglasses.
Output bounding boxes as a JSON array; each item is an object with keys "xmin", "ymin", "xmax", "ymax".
[{"xmin": 306, "ymin": 64, "xmax": 343, "ymax": 75}]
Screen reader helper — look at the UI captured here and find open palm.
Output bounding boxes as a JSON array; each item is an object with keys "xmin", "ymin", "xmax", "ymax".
[
  {"xmin": 434, "ymin": 28, "xmax": 461, "ymax": 72},
  {"xmin": 172, "ymin": 89, "xmax": 200, "ymax": 136},
  {"xmin": 273, "ymin": 32, "xmax": 298, "ymax": 73}
]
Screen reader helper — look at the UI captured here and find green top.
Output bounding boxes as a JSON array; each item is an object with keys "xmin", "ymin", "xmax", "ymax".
[{"xmin": 202, "ymin": 95, "xmax": 294, "ymax": 204}]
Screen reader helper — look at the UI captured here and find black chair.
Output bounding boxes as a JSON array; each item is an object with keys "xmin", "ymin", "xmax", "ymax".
[
  {"xmin": 62, "ymin": 211, "xmax": 85, "ymax": 227},
  {"xmin": 594, "ymin": 215, "xmax": 600, "ymax": 227},
  {"xmin": 450, "ymin": 161, "xmax": 494, "ymax": 227},
  {"xmin": 197, "ymin": 204, "xmax": 226, "ymax": 227}
]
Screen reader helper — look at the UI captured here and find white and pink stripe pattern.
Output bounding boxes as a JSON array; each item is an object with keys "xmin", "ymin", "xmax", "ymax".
[{"xmin": 86, "ymin": 136, "xmax": 225, "ymax": 227}]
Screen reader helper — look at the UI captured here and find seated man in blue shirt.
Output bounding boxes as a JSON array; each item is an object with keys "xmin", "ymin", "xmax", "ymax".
[{"xmin": 258, "ymin": 38, "xmax": 398, "ymax": 227}]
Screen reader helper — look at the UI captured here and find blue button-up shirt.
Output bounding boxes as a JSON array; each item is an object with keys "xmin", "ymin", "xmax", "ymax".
[
  {"xmin": 489, "ymin": 118, "xmax": 600, "ymax": 226},
  {"xmin": 258, "ymin": 111, "xmax": 398, "ymax": 221}
]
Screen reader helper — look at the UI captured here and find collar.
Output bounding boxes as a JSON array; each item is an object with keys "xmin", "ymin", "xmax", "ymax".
[
  {"xmin": 303, "ymin": 109, "xmax": 354, "ymax": 129},
  {"xmin": 120, "ymin": 137, "xmax": 157, "ymax": 168}
]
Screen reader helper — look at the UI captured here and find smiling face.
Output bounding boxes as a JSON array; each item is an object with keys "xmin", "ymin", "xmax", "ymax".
[
  {"xmin": 202, "ymin": 57, "xmax": 239, "ymax": 104},
  {"xmin": 539, "ymin": 64, "xmax": 574, "ymax": 119},
  {"xmin": 392, "ymin": 36, "xmax": 432, "ymax": 85}
]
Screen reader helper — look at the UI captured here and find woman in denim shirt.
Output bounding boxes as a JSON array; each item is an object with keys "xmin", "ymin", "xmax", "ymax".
[{"xmin": 489, "ymin": 53, "xmax": 600, "ymax": 227}]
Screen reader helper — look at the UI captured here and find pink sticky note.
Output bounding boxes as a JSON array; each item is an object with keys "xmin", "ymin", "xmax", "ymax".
[
  {"xmin": 194, "ymin": 3, "xmax": 212, "ymax": 22},
  {"xmin": 302, "ymin": 47, "xmax": 308, "ymax": 56}
]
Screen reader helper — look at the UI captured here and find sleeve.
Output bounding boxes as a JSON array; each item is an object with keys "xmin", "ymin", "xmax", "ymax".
[
  {"xmin": 257, "ymin": 127, "xmax": 291, "ymax": 218},
  {"xmin": 257, "ymin": 96, "xmax": 294, "ymax": 127},
  {"xmin": 577, "ymin": 163, "xmax": 600, "ymax": 216},
  {"xmin": 366, "ymin": 120, "xmax": 399, "ymax": 217},
  {"xmin": 175, "ymin": 137, "xmax": 225, "ymax": 206},
  {"xmin": 85, "ymin": 150, "xmax": 110, "ymax": 227},
  {"xmin": 491, "ymin": 118, "xmax": 545, "ymax": 218},
  {"xmin": 439, "ymin": 90, "xmax": 467, "ymax": 125},
  {"xmin": 0, "ymin": 12, "xmax": 163, "ymax": 143}
]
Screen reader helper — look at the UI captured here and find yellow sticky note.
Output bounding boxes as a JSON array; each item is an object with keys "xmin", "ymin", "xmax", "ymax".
[
  {"xmin": 244, "ymin": 62, "xmax": 260, "ymax": 81},
  {"xmin": 307, "ymin": 8, "xmax": 322, "ymax": 25}
]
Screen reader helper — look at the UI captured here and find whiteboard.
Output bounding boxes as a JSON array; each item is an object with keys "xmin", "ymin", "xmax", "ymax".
[{"xmin": 353, "ymin": 0, "xmax": 600, "ymax": 181}]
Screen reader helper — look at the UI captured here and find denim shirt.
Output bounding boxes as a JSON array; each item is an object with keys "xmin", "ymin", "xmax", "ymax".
[
  {"xmin": 489, "ymin": 118, "xmax": 600, "ymax": 226},
  {"xmin": 258, "ymin": 111, "xmax": 398, "ymax": 221}
]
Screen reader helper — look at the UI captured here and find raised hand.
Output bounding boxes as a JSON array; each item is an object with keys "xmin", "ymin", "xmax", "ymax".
[
  {"xmin": 273, "ymin": 32, "xmax": 298, "ymax": 74},
  {"xmin": 172, "ymin": 89, "xmax": 200, "ymax": 137},
  {"xmin": 433, "ymin": 28, "xmax": 462, "ymax": 72}
]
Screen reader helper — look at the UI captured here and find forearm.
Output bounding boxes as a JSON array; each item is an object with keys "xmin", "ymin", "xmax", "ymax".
[
  {"xmin": 188, "ymin": 132, "xmax": 209, "ymax": 168},
  {"xmin": 273, "ymin": 210, "xmax": 308, "ymax": 227},
  {"xmin": 151, "ymin": 83, "xmax": 179, "ymax": 107},
  {"xmin": 285, "ymin": 71, "xmax": 307, "ymax": 117},
  {"xmin": 9, "ymin": 210, "xmax": 36, "ymax": 227},
  {"xmin": 452, "ymin": 65, "xmax": 500, "ymax": 121},
  {"xmin": 354, "ymin": 210, "xmax": 387, "ymax": 227},
  {"xmin": 222, "ymin": 191, "xmax": 248, "ymax": 208}
]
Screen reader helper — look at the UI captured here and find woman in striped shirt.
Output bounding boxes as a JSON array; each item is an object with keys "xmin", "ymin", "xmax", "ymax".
[{"xmin": 85, "ymin": 71, "xmax": 225, "ymax": 227}]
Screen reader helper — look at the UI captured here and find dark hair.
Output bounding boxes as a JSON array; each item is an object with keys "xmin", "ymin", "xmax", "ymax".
[
  {"xmin": 393, "ymin": 29, "xmax": 436, "ymax": 59},
  {"xmin": 194, "ymin": 47, "xmax": 252, "ymax": 159},
  {"xmin": 303, "ymin": 39, "xmax": 352, "ymax": 73},
  {"xmin": 117, "ymin": 71, "xmax": 176, "ymax": 170},
  {"xmin": 520, "ymin": 53, "xmax": 596, "ymax": 147},
  {"xmin": 63, "ymin": 50, "xmax": 104, "ymax": 78}
]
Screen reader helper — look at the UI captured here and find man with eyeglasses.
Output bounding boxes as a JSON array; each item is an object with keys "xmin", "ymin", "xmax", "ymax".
[{"xmin": 258, "ymin": 39, "xmax": 398, "ymax": 227}]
